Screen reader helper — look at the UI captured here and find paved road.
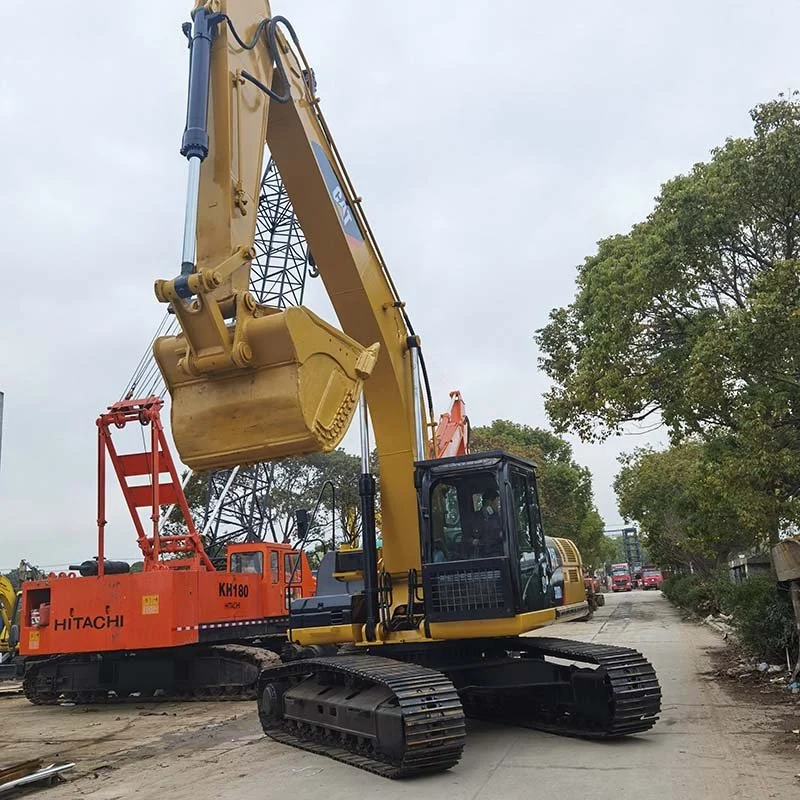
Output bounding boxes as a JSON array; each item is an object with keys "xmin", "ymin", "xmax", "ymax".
[{"xmin": 38, "ymin": 591, "xmax": 798, "ymax": 798}]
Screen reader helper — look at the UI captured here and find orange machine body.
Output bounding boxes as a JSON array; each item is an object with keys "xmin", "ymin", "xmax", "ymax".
[
  {"xmin": 20, "ymin": 542, "xmax": 314, "ymax": 657},
  {"xmin": 19, "ymin": 397, "xmax": 315, "ymax": 659}
]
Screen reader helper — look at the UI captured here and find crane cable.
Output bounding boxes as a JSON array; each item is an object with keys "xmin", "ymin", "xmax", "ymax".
[{"xmin": 120, "ymin": 313, "xmax": 177, "ymax": 401}]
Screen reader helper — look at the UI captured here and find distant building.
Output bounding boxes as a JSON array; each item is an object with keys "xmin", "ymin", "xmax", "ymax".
[{"xmin": 729, "ymin": 552, "xmax": 772, "ymax": 584}]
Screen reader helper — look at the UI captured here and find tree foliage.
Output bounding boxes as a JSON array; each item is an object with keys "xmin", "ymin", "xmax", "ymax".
[
  {"xmin": 168, "ymin": 450, "xmax": 365, "ymax": 555},
  {"xmin": 536, "ymin": 95, "xmax": 800, "ymax": 550},
  {"xmin": 470, "ymin": 420, "xmax": 608, "ymax": 565},
  {"xmin": 614, "ymin": 443, "xmax": 768, "ymax": 572},
  {"xmin": 538, "ymin": 96, "xmax": 800, "ymax": 454}
]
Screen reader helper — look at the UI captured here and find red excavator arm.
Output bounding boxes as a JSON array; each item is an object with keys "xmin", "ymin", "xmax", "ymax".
[{"xmin": 434, "ymin": 391, "xmax": 470, "ymax": 458}]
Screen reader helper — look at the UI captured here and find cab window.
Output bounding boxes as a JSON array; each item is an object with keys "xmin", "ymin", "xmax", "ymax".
[
  {"xmin": 230, "ymin": 551, "xmax": 263, "ymax": 575},
  {"xmin": 528, "ymin": 477, "xmax": 546, "ymax": 554},
  {"xmin": 270, "ymin": 551, "xmax": 279, "ymax": 584},
  {"xmin": 428, "ymin": 472, "xmax": 501, "ymax": 563},
  {"xmin": 510, "ymin": 471, "xmax": 533, "ymax": 553},
  {"xmin": 284, "ymin": 552, "xmax": 300, "ymax": 582},
  {"xmin": 430, "ymin": 482, "xmax": 463, "ymax": 563}
]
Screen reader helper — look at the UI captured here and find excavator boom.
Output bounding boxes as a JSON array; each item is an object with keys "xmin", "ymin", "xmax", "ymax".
[
  {"xmin": 434, "ymin": 391, "xmax": 470, "ymax": 458},
  {"xmin": 154, "ymin": 2, "xmax": 424, "ymax": 577}
]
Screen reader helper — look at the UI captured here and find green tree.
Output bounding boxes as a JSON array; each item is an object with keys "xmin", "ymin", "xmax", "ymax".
[
  {"xmin": 164, "ymin": 450, "xmax": 364, "ymax": 558},
  {"xmin": 593, "ymin": 534, "xmax": 622, "ymax": 567},
  {"xmin": 470, "ymin": 420, "xmax": 607, "ymax": 565},
  {"xmin": 609, "ymin": 536, "xmax": 629, "ymax": 565},
  {"xmin": 614, "ymin": 442, "xmax": 765, "ymax": 572},
  {"xmin": 536, "ymin": 95, "xmax": 800, "ymax": 543}
]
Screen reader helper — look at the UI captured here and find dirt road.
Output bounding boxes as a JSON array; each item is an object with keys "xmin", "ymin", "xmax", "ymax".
[{"xmin": 3, "ymin": 591, "xmax": 798, "ymax": 799}]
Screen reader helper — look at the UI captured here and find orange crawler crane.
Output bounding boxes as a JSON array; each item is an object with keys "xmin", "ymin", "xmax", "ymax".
[{"xmin": 19, "ymin": 396, "xmax": 315, "ymax": 704}]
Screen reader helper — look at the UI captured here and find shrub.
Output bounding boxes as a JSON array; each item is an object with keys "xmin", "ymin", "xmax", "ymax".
[
  {"xmin": 661, "ymin": 574, "xmax": 695, "ymax": 605},
  {"xmin": 726, "ymin": 577, "xmax": 796, "ymax": 663},
  {"xmin": 661, "ymin": 571, "xmax": 732, "ymax": 615},
  {"xmin": 662, "ymin": 572, "xmax": 797, "ymax": 663}
]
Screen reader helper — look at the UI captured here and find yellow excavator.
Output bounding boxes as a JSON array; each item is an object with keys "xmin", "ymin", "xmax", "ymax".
[
  {"xmin": 0, "ymin": 575, "xmax": 21, "ymax": 678},
  {"xmin": 153, "ymin": 0, "xmax": 661, "ymax": 777}
]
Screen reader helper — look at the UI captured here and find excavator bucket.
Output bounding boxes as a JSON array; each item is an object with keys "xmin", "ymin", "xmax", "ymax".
[{"xmin": 153, "ymin": 306, "xmax": 379, "ymax": 471}]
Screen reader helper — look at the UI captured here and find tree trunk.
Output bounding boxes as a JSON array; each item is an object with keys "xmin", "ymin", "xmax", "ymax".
[{"xmin": 769, "ymin": 502, "xmax": 781, "ymax": 547}]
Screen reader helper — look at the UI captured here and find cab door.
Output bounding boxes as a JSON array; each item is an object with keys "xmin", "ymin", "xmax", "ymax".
[{"xmin": 509, "ymin": 468, "xmax": 549, "ymax": 613}]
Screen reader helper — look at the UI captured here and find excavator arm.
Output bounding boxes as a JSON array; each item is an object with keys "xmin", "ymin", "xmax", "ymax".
[
  {"xmin": 434, "ymin": 391, "xmax": 470, "ymax": 458},
  {"xmin": 154, "ymin": 1, "xmax": 429, "ymax": 576}
]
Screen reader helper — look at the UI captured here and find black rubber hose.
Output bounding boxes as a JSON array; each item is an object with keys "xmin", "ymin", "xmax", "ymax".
[{"xmin": 216, "ymin": 14, "xmax": 297, "ymax": 103}]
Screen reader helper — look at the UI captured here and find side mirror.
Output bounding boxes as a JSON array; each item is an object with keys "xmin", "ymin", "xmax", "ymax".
[
  {"xmin": 9, "ymin": 624, "xmax": 19, "ymax": 649},
  {"xmin": 295, "ymin": 508, "xmax": 310, "ymax": 540}
]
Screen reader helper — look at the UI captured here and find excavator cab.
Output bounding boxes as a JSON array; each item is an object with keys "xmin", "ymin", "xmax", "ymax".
[{"xmin": 415, "ymin": 451, "xmax": 553, "ymax": 622}]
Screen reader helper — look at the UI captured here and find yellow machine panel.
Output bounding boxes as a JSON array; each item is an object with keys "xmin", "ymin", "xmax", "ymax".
[{"xmin": 552, "ymin": 536, "xmax": 586, "ymax": 607}]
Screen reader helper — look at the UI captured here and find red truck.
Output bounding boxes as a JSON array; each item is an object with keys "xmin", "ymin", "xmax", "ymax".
[
  {"xmin": 610, "ymin": 563, "xmax": 632, "ymax": 592},
  {"xmin": 641, "ymin": 567, "xmax": 664, "ymax": 590}
]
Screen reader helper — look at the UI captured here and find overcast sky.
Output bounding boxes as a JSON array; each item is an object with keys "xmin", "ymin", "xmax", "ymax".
[{"xmin": 1, "ymin": 0, "xmax": 798, "ymax": 571}]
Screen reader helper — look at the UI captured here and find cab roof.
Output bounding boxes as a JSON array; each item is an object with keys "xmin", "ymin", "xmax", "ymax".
[{"xmin": 414, "ymin": 449, "xmax": 538, "ymax": 472}]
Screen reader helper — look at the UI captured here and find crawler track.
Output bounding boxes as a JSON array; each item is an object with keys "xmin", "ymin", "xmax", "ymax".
[
  {"xmin": 458, "ymin": 636, "xmax": 661, "ymax": 738},
  {"xmin": 22, "ymin": 644, "xmax": 279, "ymax": 705},
  {"xmin": 256, "ymin": 636, "xmax": 660, "ymax": 778},
  {"xmin": 258, "ymin": 655, "xmax": 466, "ymax": 778},
  {"xmin": 521, "ymin": 636, "xmax": 661, "ymax": 737}
]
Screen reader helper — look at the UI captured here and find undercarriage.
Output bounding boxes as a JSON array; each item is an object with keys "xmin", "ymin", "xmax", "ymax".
[
  {"xmin": 22, "ymin": 644, "xmax": 280, "ymax": 704},
  {"xmin": 256, "ymin": 635, "xmax": 661, "ymax": 777}
]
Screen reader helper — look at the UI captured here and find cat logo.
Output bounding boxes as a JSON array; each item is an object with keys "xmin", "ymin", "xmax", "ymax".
[
  {"xmin": 332, "ymin": 186, "xmax": 353, "ymax": 227},
  {"xmin": 311, "ymin": 141, "xmax": 363, "ymax": 243}
]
